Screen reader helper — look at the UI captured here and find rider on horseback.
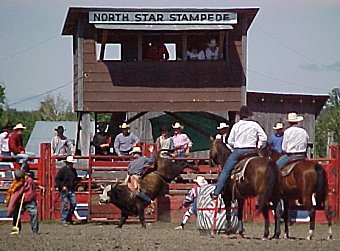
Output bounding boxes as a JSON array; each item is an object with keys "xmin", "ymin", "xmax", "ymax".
[
  {"xmin": 211, "ymin": 106, "xmax": 267, "ymax": 199},
  {"xmin": 276, "ymin": 112, "xmax": 309, "ymax": 169}
]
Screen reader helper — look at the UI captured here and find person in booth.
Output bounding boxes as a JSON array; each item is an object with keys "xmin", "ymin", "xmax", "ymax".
[
  {"xmin": 114, "ymin": 122, "xmax": 140, "ymax": 156},
  {"xmin": 145, "ymin": 39, "xmax": 169, "ymax": 61},
  {"xmin": 204, "ymin": 38, "xmax": 221, "ymax": 60},
  {"xmin": 186, "ymin": 46, "xmax": 205, "ymax": 61},
  {"xmin": 276, "ymin": 112, "xmax": 309, "ymax": 169},
  {"xmin": 210, "ymin": 106, "xmax": 267, "ymax": 199}
]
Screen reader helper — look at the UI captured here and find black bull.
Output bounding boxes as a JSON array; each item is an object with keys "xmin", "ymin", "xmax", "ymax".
[{"xmin": 99, "ymin": 154, "xmax": 199, "ymax": 228}]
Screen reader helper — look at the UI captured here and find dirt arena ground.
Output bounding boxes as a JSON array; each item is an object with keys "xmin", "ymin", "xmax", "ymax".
[{"xmin": 1, "ymin": 221, "xmax": 339, "ymax": 251}]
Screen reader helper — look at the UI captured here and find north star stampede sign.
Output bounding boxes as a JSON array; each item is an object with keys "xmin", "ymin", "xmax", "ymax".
[{"xmin": 89, "ymin": 11, "xmax": 238, "ymax": 24}]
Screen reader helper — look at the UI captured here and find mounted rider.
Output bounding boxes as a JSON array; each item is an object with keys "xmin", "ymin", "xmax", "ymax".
[
  {"xmin": 211, "ymin": 106, "xmax": 267, "ymax": 199},
  {"xmin": 276, "ymin": 112, "xmax": 309, "ymax": 169}
]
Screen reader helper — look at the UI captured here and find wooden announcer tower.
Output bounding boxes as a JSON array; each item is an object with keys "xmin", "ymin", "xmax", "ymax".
[{"xmin": 62, "ymin": 7, "xmax": 259, "ymax": 155}]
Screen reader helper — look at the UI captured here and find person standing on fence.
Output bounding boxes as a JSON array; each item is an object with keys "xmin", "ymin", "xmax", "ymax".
[
  {"xmin": 92, "ymin": 123, "xmax": 112, "ymax": 155},
  {"xmin": 0, "ymin": 122, "xmax": 13, "ymax": 157},
  {"xmin": 114, "ymin": 122, "xmax": 140, "ymax": 156},
  {"xmin": 175, "ymin": 176, "xmax": 208, "ymax": 230},
  {"xmin": 55, "ymin": 156, "xmax": 79, "ymax": 227},
  {"xmin": 51, "ymin": 125, "xmax": 74, "ymax": 156},
  {"xmin": 6, "ymin": 169, "xmax": 39, "ymax": 234},
  {"xmin": 172, "ymin": 122, "xmax": 193, "ymax": 157}
]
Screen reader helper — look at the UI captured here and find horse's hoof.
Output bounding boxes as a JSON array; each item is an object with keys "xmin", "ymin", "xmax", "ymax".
[
  {"xmin": 328, "ymin": 235, "xmax": 333, "ymax": 240},
  {"xmin": 283, "ymin": 233, "xmax": 289, "ymax": 239},
  {"xmin": 306, "ymin": 236, "xmax": 312, "ymax": 241},
  {"xmin": 262, "ymin": 237, "xmax": 269, "ymax": 241}
]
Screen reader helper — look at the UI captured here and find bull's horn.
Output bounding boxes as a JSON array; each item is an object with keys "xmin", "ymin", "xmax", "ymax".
[{"xmin": 111, "ymin": 179, "xmax": 119, "ymax": 189}]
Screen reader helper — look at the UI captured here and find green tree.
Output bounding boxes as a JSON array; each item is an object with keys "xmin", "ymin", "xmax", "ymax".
[
  {"xmin": 315, "ymin": 88, "xmax": 340, "ymax": 157},
  {"xmin": 38, "ymin": 95, "xmax": 77, "ymax": 121}
]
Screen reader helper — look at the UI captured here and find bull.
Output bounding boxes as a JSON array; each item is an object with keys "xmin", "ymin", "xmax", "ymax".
[{"xmin": 99, "ymin": 153, "xmax": 199, "ymax": 228}]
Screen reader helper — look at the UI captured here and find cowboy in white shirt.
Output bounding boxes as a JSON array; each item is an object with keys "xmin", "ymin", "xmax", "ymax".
[
  {"xmin": 277, "ymin": 112, "xmax": 309, "ymax": 169},
  {"xmin": 204, "ymin": 39, "xmax": 221, "ymax": 60},
  {"xmin": 211, "ymin": 106, "xmax": 267, "ymax": 199}
]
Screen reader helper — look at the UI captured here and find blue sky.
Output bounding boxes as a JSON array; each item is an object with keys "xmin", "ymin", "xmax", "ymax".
[{"xmin": 0, "ymin": 0, "xmax": 339, "ymax": 111}]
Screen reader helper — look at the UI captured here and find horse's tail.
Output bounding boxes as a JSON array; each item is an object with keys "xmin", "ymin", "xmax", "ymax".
[
  {"xmin": 315, "ymin": 163, "xmax": 328, "ymax": 207},
  {"xmin": 258, "ymin": 159, "xmax": 280, "ymax": 212}
]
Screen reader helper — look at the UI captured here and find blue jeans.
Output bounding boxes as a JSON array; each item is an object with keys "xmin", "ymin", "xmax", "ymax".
[
  {"xmin": 213, "ymin": 148, "xmax": 253, "ymax": 195},
  {"xmin": 277, "ymin": 153, "xmax": 306, "ymax": 169},
  {"xmin": 12, "ymin": 200, "xmax": 39, "ymax": 233},
  {"xmin": 60, "ymin": 191, "xmax": 77, "ymax": 223}
]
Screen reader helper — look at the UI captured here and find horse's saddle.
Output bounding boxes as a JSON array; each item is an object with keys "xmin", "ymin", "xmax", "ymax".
[
  {"xmin": 231, "ymin": 156, "xmax": 258, "ymax": 182},
  {"xmin": 237, "ymin": 150, "xmax": 258, "ymax": 162},
  {"xmin": 281, "ymin": 157, "xmax": 305, "ymax": 177}
]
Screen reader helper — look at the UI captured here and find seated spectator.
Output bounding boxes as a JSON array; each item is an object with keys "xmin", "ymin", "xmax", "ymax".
[
  {"xmin": 145, "ymin": 40, "xmax": 169, "ymax": 61},
  {"xmin": 172, "ymin": 122, "xmax": 193, "ymax": 157},
  {"xmin": 0, "ymin": 122, "xmax": 13, "ymax": 157},
  {"xmin": 187, "ymin": 47, "xmax": 205, "ymax": 61},
  {"xmin": 114, "ymin": 122, "xmax": 140, "ymax": 156},
  {"xmin": 92, "ymin": 123, "xmax": 111, "ymax": 155},
  {"xmin": 205, "ymin": 38, "xmax": 221, "ymax": 60}
]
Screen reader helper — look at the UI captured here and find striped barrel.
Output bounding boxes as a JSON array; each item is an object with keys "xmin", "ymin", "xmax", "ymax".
[{"xmin": 196, "ymin": 184, "xmax": 238, "ymax": 235}]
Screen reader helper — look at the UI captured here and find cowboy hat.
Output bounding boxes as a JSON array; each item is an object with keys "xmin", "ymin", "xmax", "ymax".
[
  {"xmin": 193, "ymin": 176, "xmax": 208, "ymax": 186},
  {"xmin": 273, "ymin": 122, "xmax": 284, "ymax": 130},
  {"xmin": 13, "ymin": 123, "xmax": 26, "ymax": 130},
  {"xmin": 217, "ymin": 122, "xmax": 229, "ymax": 130},
  {"xmin": 286, "ymin": 112, "xmax": 303, "ymax": 122},
  {"xmin": 4, "ymin": 122, "xmax": 13, "ymax": 130},
  {"xmin": 54, "ymin": 125, "xmax": 65, "ymax": 132},
  {"xmin": 239, "ymin": 106, "xmax": 253, "ymax": 118},
  {"xmin": 119, "ymin": 122, "xmax": 130, "ymax": 129},
  {"xmin": 65, "ymin": 155, "xmax": 77, "ymax": 163},
  {"xmin": 130, "ymin": 146, "xmax": 142, "ymax": 154},
  {"xmin": 207, "ymin": 38, "xmax": 217, "ymax": 47},
  {"xmin": 172, "ymin": 122, "xmax": 183, "ymax": 129}
]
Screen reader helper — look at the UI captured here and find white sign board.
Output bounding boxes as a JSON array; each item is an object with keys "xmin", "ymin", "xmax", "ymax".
[{"xmin": 89, "ymin": 11, "xmax": 237, "ymax": 25}]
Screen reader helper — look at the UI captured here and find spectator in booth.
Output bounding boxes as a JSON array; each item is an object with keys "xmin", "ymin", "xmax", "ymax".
[
  {"xmin": 6, "ymin": 169, "xmax": 39, "ymax": 234},
  {"xmin": 268, "ymin": 122, "xmax": 285, "ymax": 155},
  {"xmin": 124, "ymin": 145, "xmax": 155, "ymax": 191},
  {"xmin": 114, "ymin": 122, "xmax": 140, "ymax": 156},
  {"xmin": 204, "ymin": 38, "xmax": 221, "ymax": 60},
  {"xmin": 0, "ymin": 122, "xmax": 13, "ymax": 157},
  {"xmin": 276, "ymin": 113, "xmax": 309, "ymax": 169},
  {"xmin": 216, "ymin": 122, "xmax": 230, "ymax": 146},
  {"xmin": 145, "ymin": 40, "xmax": 169, "ymax": 61},
  {"xmin": 51, "ymin": 125, "xmax": 74, "ymax": 156},
  {"xmin": 55, "ymin": 156, "xmax": 79, "ymax": 227},
  {"xmin": 186, "ymin": 47, "xmax": 205, "ymax": 61},
  {"xmin": 175, "ymin": 175, "xmax": 208, "ymax": 230},
  {"xmin": 92, "ymin": 123, "xmax": 111, "ymax": 155},
  {"xmin": 9, "ymin": 123, "xmax": 30, "ymax": 172},
  {"xmin": 172, "ymin": 122, "xmax": 193, "ymax": 157}
]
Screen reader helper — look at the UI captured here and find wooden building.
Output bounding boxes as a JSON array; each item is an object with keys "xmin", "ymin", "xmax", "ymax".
[{"xmin": 62, "ymin": 7, "xmax": 259, "ymax": 155}]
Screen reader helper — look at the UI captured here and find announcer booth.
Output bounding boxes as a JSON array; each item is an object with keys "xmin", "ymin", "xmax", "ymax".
[
  {"xmin": 62, "ymin": 7, "xmax": 258, "ymax": 223},
  {"xmin": 62, "ymin": 7, "xmax": 258, "ymax": 156}
]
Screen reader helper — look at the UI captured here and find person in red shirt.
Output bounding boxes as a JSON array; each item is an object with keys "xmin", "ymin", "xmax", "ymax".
[
  {"xmin": 6, "ymin": 169, "xmax": 39, "ymax": 234},
  {"xmin": 145, "ymin": 40, "xmax": 169, "ymax": 61},
  {"xmin": 9, "ymin": 123, "xmax": 29, "ymax": 172}
]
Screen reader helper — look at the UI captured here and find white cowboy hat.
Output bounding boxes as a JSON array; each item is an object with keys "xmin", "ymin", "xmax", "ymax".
[
  {"xmin": 129, "ymin": 146, "xmax": 142, "ymax": 155},
  {"xmin": 217, "ymin": 122, "xmax": 229, "ymax": 130},
  {"xmin": 65, "ymin": 155, "xmax": 77, "ymax": 163},
  {"xmin": 172, "ymin": 122, "xmax": 183, "ymax": 129},
  {"xmin": 207, "ymin": 38, "xmax": 217, "ymax": 47},
  {"xmin": 119, "ymin": 122, "xmax": 130, "ymax": 129},
  {"xmin": 193, "ymin": 176, "xmax": 208, "ymax": 186},
  {"xmin": 286, "ymin": 112, "xmax": 303, "ymax": 122},
  {"xmin": 13, "ymin": 123, "xmax": 26, "ymax": 130},
  {"xmin": 273, "ymin": 122, "xmax": 284, "ymax": 130}
]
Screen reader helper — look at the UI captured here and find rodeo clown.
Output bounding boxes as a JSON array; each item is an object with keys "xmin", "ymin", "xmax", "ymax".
[{"xmin": 175, "ymin": 176, "xmax": 208, "ymax": 230}]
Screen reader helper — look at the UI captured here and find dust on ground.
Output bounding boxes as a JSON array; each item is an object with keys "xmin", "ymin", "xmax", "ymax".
[{"xmin": 0, "ymin": 221, "xmax": 339, "ymax": 251}]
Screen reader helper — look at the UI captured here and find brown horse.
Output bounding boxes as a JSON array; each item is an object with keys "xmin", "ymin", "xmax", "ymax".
[
  {"xmin": 259, "ymin": 145, "xmax": 333, "ymax": 240},
  {"xmin": 99, "ymin": 152, "xmax": 199, "ymax": 228},
  {"xmin": 210, "ymin": 139, "xmax": 282, "ymax": 239}
]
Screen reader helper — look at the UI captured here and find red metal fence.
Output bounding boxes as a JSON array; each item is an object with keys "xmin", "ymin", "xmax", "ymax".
[{"xmin": 1, "ymin": 143, "xmax": 339, "ymax": 224}]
